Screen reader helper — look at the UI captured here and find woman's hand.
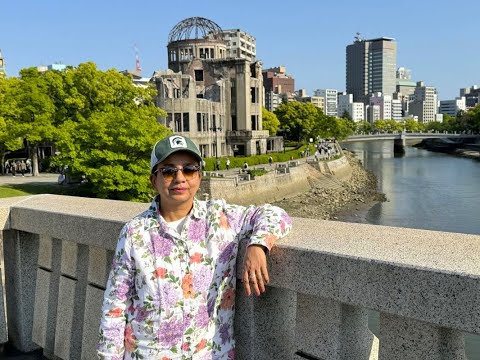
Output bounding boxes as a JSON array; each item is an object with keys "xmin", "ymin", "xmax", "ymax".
[{"xmin": 243, "ymin": 245, "xmax": 269, "ymax": 296}]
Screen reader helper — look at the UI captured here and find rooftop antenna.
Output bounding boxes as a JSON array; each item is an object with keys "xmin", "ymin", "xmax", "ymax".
[
  {"xmin": 354, "ymin": 32, "xmax": 363, "ymax": 43},
  {"xmin": 134, "ymin": 44, "xmax": 141, "ymax": 73}
]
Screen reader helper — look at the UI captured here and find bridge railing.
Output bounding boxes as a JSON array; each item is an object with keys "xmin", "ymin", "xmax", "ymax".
[{"xmin": 1, "ymin": 195, "xmax": 479, "ymax": 359}]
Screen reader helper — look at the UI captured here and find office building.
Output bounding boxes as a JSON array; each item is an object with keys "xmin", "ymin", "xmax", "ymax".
[
  {"xmin": 346, "ymin": 35, "xmax": 397, "ymax": 104},
  {"xmin": 314, "ymin": 89, "xmax": 338, "ymax": 116},
  {"xmin": 439, "ymin": 97, "xmax": 466, "ymax": 117},
  {"xmin": 409, "ymin": 81, "xmax": 438, "ymax": 123},
  {"xmin": 298, "ymin": 96, "xmax": 325, "ymax": 113},
  {"xmin": 221, "ymin": 29, "xmax": 256, "ymax": 62},
  {"xmin": 369, "ymin": 93, "xmax": 392, "ymax": 120},
  {"xmin": 337, "ymin": 93, "xmax": 364, "ymax": 122},
  {"xmin": 460, "ymin": 85, "xmax": 480, "ymax": 108},
  {"xmin": 263, "ymin": 66, "xmax": 295, "ymax": 98}
]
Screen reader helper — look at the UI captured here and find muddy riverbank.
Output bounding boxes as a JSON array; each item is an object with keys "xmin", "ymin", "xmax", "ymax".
[{"xmin": 272, "ymin": 151, "xmax": 386, "ymax": 221}]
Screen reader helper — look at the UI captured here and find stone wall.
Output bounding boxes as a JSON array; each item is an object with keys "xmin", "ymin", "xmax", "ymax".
[
  {"xmin": 199, "ymin": 155, "xmax": 352, "ymax": 206},
  {"xmin": 1, "ymin": 195, "xmax": 480, "ymax": 359}
]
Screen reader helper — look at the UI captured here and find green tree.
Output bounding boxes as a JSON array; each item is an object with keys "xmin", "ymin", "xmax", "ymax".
[
  {"xmin": 53, "ymin": 63, "xmax": 169, "ymax": 201},
  {"xmin": 274, "ymin": 101, "xmax": 320, "ymax": 142},
  {"xmin": 402, "ymin": 118, "xmax": 425, "ymax": 132},
  {"xmin": 2, "ymin": 68, "xmax": 58, "ymax": 176},
  {"xmin": 0, "ymin": 77, "xmax": 24, "ymax": 172},
  {"xmin": 341, "ymin": 110, "xmax": 352, "ymax": 121},
  {"xmin": 261, "ymin": 107, "xmax": 280, "ymax": 136},
  {"xmin": 313, "ymin": 116, "xmax": 354, "ymax": 140},
  {"xmin": 356, "ymin": 121, "xmax": 373, "ymax": 134}
]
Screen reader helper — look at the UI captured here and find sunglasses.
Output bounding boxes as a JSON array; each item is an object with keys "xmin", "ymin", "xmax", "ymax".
[{"xmin": 154, "ymin": 165, "xmax": 201, "ymax": 181}]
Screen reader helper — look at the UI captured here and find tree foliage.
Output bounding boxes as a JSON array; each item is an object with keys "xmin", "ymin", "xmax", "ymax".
[
  {"xmin": 0, "ymin": 62, "xmax": 169, "ymax": 201},
  {"xmin": 274, "ymin": 101, "xmax": 320, "ymax": 141},
  {"xmin": 261, "ymin": 107, "xmax": 280, "ymax": 136}
]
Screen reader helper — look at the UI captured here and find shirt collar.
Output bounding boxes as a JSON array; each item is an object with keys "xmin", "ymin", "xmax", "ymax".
[{"xmin": 149, "ymin": 195, "xmax": 204, "ymax": 222}]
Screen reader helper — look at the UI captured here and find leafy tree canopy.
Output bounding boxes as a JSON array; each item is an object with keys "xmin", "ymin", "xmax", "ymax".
[
  {"xmin": 261, "ymin": 107, "xmax": 280, "ymax": 136},
  {"xmin": 274, "ymin": 101, "xmax": 321, "ymax": 141}
]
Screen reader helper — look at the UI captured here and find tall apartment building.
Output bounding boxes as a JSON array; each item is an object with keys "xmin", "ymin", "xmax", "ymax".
[
  {"xmin": 0, "ymin": 49, "xmax": 6, "ymax": 77},
  {"xmin": 439, "ymin": 97, "xmax": 466, "ymax": 117},
  {"xmin": 394, "ymin": 67, "xmax": 416, "ymax": 116},
  {"xmin": 337, "ymin": 93, "xmax": 364, "ymax": 122},
  {"xmin": 264, "ymin": 91, "xmax": 284, "ymax": 112},
  {"xmin": 391, "ymin": 99, "xmax": 402, "ymax": 121},
  {"xmin": 155, "ymin": 17, "xmax": 271, "ymax": 157},
  {"xmin": 460, "ymin": 85, "xmax": 480, "ymax": 108},
  {"xmin": 221, "ymin": 29, "xmax": 256, "ymax": 62},
  {"xmin": 409, "ymin": 81, "xmax": 438, "ymax": 123},
  {"xmin": 346, "ymin": 36, "xmax": 397, "ymax": 104},
  {"xmin": 314, "ymin": 89, "xmax": 338, "ymax": 116}
]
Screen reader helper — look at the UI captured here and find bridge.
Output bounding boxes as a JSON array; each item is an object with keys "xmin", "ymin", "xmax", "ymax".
[
  {"xmin": 342, "ymin": 133, "xmax": 480, "ymax": 153},
  {"xmin": 1, "ymin": 195, "xmax": 479, "ymax": 359}
]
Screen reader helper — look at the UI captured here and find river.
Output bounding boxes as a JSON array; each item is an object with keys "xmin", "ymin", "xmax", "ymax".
[{"xmin": 341, "ymin": 140, "xmax": 480, "ymax": 358}]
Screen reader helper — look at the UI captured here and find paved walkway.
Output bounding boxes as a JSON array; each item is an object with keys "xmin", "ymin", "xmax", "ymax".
[{"xmin": 0, "ymin": 173, "xmax": 58, "ymax": 186}]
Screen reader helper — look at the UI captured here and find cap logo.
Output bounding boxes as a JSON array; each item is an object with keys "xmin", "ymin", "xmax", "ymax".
[{"xmin": 169, "ymin": 136, "xmax": 187, "ymax": 149}]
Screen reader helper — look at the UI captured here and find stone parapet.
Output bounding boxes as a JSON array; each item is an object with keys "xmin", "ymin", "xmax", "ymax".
[{"xmin": 0, "ymin": 195, "xmax": 479, "ymax": 359}]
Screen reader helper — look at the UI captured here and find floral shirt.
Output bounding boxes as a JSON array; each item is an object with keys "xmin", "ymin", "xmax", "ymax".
[{"xmin": 98, "ymin": 196, "xmax": 292, "ymax": 359}]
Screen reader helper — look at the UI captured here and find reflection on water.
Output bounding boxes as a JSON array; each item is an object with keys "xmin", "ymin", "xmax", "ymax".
[
  {"xmin": 342, "ymin": 140, "xmax": 480, "ymax": 235},
  {"xmin": 342, "ymin": 140, "xmax": 480, "ymax": 358}
]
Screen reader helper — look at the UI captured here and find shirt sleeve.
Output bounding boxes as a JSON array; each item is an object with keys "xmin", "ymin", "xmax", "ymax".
[
  {"xmin": 97, "ymin": 224, "xmax": 136, "ymax": 359},
  {"xmin": 223, "ymin": 201, "xmax": 292, "ymax": 251}
]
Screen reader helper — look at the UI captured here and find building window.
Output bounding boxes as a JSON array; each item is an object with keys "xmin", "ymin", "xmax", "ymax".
[
  {"xmin": 197, "ymin": 113, "xmax": 202, "ymax": 131},
  {"xmin": 251, "ymin": 115, "xmax": 257, "ymax": 130},
  {"xmin": 195, "ymin": 70, "xmax": 204, "ymax": 82},
  {"xmin": 183, "ymin": 113, "xmax": 190, "ymax": 132},
  {"xmin": 175, "ymin": 113, "xmax": 182, "ymax": 132},
  {"xmin": 251, "ymin": 87, "xmax": 257, "ymax": 103},
  {"xmin": 232, "ymin": 115, "xmax": 237, "ymax": 131}
]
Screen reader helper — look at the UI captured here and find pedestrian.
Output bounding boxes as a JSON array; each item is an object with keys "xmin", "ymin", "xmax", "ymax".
[
  {"xmin": 4, "ymin": 160, "xmax": 10, "ymax": 175},
  {"xmin": 216, "ymin": 157, "xmax": 221, "ymax": 171},
  {"xmin": 20, "ymin": 160, "xmax": 27, "ymax": 177},
  {"xmin": 26, "ymin": 159, "xmax": 32, "ymax": 174},
  {"xmin": 314, "ymin": 150, "xmax": 319, "ymax": 161},
  {"xmin": 201, "ymin": 159, "xmax": 206, "ymax": 169},
  {"xmin": 226, "ymin": 158, "xmax": 230, "ymax": 170},
  {"xmin": 98, "ymin": 134, "xmax": 292, "ymax": 359},
  {"xmin": 242, "ymin": 161, "xmax": 249, "ymax": 171},
  {"xmin": 268, "ymin": 156, "xmax": 273, "ymax": 166}
]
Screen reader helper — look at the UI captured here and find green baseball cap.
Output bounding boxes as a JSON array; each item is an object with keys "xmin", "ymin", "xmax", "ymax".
[{"xmin": 150, "ymin": 135, "xmax": 202, "ymax": 173}]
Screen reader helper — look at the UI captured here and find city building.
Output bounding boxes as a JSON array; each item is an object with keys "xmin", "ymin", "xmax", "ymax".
[
  {"xmin": 314, "ymin": 89, "xmax": 338, "ymax": 116},
  {"xmin": 394, "ymin": 67, "xmax": 417, "ymax": 116},
  {"xmin": 460, "ymin": 85, "xmax": 480, "ymax": 109},
  {"xmin": 262, "ymin": 66, "xmax": 295, "ymax": 99},
  {"xmin": 264, "ymin": 91, "xmax": 283, "ymax": 112},
  {"xmin": 221, "ymin": 29, "xmax": 256, "ymax": 62},
  {"xmin": 439, "ymin": 97, "xmax": 466, "ymax": 117},
  {"xmin": 0, "ymin": 49, "xmax": 6, "ymax": 78},
  {"xmin": 296, "ymin": 89, "xmax": 308, "ymax": 98},
  {"xmin": 36, "ymin": 63, "xmax": 67, "ymax": 73},
  {"xmin": 337, "ymin": 93, "xmax": 364, "ymax": 122},
  {"xmin": 154, "ymin": 17, "xmax": 271, "ymax": 157},
  {"xmin": 346, "ymin": 35, "xmax": 397, "ymax": 104},
  {"xmin": 391, "ymin": 99, "xmax": 402, "ymax": 121},
  {"xmin": 298, "ymin": 96, "xmax": 325, "ymax": 113},
  {"xmin": 369, "ymin": 92, "xmax": 392, "ymax": 120},
  {"xmin": 366, "ymin": 104, "xmax": 381, "ymax": 123},
  {"xmin": 408, "ymin": 81, "xmax": 438, "ymax": 123}
]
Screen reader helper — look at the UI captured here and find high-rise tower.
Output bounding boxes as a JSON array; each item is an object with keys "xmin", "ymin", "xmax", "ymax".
[{"xmin": 346, "ymin": 35, "xmax": 396, "ymax": 104}]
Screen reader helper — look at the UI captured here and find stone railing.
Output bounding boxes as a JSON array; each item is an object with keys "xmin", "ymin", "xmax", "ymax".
[{"xmin": 1, "ymin": 195, "xmax": 479, "ymax": 359}]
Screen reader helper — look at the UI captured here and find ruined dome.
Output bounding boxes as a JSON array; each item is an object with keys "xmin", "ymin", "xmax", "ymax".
[{"xmin": 168, "ymin": 17, "xmax": 223, "ymax": 43}]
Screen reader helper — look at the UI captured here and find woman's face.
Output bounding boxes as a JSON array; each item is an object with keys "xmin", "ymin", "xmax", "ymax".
[{"xmin": 150, "ymin": 151, "xmax": 201, "ymax": 212}]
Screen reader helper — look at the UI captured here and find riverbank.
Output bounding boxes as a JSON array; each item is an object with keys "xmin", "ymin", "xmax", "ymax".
[{"xmin": 272, "ymin": 151, "xmax": 386, "ymax": 221}]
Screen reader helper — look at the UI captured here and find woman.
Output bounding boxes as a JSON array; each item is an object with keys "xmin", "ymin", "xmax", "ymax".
[{"xmin": 98, "ymin": 134, "xmax": 292, "ymax": 359}]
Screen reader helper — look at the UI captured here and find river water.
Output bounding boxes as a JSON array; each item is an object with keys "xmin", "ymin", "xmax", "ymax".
[{"xmin": 341, "ymin": 140, "xmax": 480, "ymax": 358}]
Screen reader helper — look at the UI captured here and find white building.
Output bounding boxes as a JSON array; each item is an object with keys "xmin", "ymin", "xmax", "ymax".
[
  {"xmin": 439, "ymin": 97, "xmax": 466, "ymax": 117},
  {"xmin": 222, "ymin": 29, "xmax": 256, "ymax": 62},
  {"xmin": 391, "ymin": 99, "xmax": 402, "ymax": 121},
  {"xmin": 409, "ymin": 81, "xmax": 438, "ymax": 123},
  {"xmin": 369, "ymin": 93, "xmax": 392, "ymax": 120},
  {"xmin": 265, "ymin": 91, "xmax": 283, "ymax": 112},
  {"xmin": 298, "ymin": 96, "xmax": 325, "ymax": 113},
  {"xmin": 314, "ymin": 89, "xmax": 338, "ymax": 116},
  {"xmin": 337, "ymin": 93, "xmax": 364, "ymax": 122}
]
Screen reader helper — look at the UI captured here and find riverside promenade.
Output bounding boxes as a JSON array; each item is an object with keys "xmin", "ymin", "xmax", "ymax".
[{"xmin": 1, "ymin": 156, "xmax": 480, "ymax": 359}]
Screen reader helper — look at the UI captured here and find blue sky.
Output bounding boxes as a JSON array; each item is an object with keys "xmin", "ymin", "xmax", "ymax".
[{"xmin": 1, "ymin": 0, "xmax": 479, "ymax": 100}]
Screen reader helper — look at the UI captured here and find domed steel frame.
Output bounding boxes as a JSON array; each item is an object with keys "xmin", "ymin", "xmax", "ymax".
[{"xmin": 168, "ymin": 17, "xmax": 223, "ymax": 43}]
